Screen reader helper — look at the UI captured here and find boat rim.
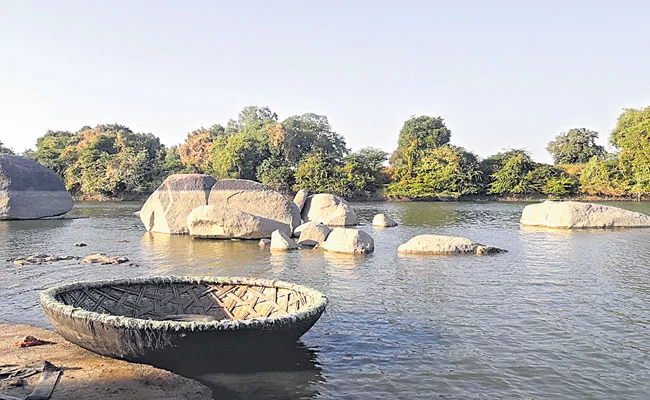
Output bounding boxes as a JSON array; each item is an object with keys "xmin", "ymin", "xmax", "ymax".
[{"xmin": 40, "ymin": 275, "xmax": 328, "ymax": 332}]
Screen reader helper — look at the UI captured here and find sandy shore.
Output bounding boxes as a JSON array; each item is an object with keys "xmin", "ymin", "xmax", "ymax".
[{"xmin": 0, "ymin": 323, "xmax": 212, "ymax": 399}]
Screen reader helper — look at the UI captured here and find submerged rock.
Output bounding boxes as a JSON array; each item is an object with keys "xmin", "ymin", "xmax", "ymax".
[
  {"xmin": 301, "ymin": 194, "xmax": 358, "ymax": 226},
  {"xmin": 520, "ymin": 200, "xmax": 650, "ymax": 229},
  {"xmin": 0, "ymin": 155, "xmax": 73, "ymax": 220},
  {"xmin": 7, "ymin": 254, "xmax": 79, "ymax": 265},
  {"xmin": 372, "ymin": 213, "xmax": 398, "ymax": 227},
  {"xmin": 297, "ymin": 223, "xmax": 332, "ymax": 247},
  {"xmin": 138, "ymin": 174, "xmax": 216, "ymax": 234},
  {"xmin": 186, "ymin": 205, "xmax": 287, "ymax": 239},
  {"xmin": 82, "ymin": 254, "xmax": 130, "ymax": 265},
  {"xmin": 209, "ymin": 179, "xmax": 301, "ymax": 233},
  {"xmin": 398, "ymin": 235, "xmax": 505, "ymax": 255},
  {"xmin": 322, "ymin": 228, "xmax": 374, "ymax": 254},
  {"xmin": 270, "ymin": 229, "xmax": 298, "ymax": 251}
]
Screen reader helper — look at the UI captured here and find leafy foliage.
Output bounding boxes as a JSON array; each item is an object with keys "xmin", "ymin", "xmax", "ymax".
[
  {"xmin": 391, "ymin": 115, "xmax": 452, "ymax": 179},
  {"xmin": 610, "ymin": 106, "xmax": 650, "ymax": 196},
  {"xmin": 386, "ymin": 146, "xmax": 482, "ymax": 199},
  {"xmin": 546, "ymin": 128, "xmax": 605, "ymax": 164}
]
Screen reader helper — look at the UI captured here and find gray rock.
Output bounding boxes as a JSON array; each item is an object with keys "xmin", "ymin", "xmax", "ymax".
[
  {"xmin": 258, "ymin": 238, "xmax": 271, "ymax": 247},
  {"xmin": 139, "ymin": 174, "xmax": 217, "ymax": 234},
  {"xmin": 293, "ymin": 221, "xmax": 319, "ymax": 237},
  {"xmin": 322, "ymin": 228, "xmax": 374, "ymax": 254},
  {"xmin": 297, "ymin": 223, "xmax": 332, "ymax": 247},
  {"xmin": 186, "ymin": 205, "xmax": 286, "ymax": 239},
  {"xmin": 270, "ymin": 229, "xmax": 298, "ymax": 251},
  {"xmin": 301, "ymin": 194, "xmax": 358, "ymax": 226},
  {"xmin": 520, "ymin": 200, "xmax": 650, "ymax": 229},
  {"xmin": 293, "ymin": 189, "xmax": 310, "ymax": 212},
  {"xmin": 372, "ymin": 213, "xmax": 398, "ymax": 227},
  {"xmin": 0, "ymin": 155, "xmax": 73, "ymax": 220},
  {"xmin": 398, "ymin": 235, "xmax": 505, "ymax": 255},
  {"xmin": 209, "ymin": 179, "xmax": 301, "ymax": 233}
]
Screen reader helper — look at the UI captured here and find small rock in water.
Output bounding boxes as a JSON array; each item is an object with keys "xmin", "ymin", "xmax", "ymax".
[
  {"xmin": 258, "ymin": 238, "xmax": 271, "ymax": 248},
  {"xmin": 270, "ymin": 230, "xmax": 298, "ymax": 251},
  {"xmin": 74, "ymin": 243, "xmax": 88, "ymax": 247},
  {"xmin": 372, "ymin": 213, "xmax": 398, "ymax": 228}
]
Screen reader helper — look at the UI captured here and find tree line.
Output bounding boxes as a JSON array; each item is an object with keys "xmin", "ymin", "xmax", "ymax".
[{"xmin": 2, "ymin": 105, "xmax": 649, "ymax": 200}]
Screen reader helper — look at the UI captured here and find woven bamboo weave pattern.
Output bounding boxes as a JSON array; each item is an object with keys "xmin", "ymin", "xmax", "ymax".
[{"xmin": 57, "ymin": 282, "xmax": 314, "ymax": 321}]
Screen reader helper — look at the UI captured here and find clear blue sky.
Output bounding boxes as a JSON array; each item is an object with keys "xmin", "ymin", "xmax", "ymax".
[{"xmin": 1, "ymin": 0, "xmax": 649, "ymax": 162}]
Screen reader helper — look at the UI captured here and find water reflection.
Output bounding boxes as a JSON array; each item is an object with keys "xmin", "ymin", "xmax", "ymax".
[
  {"xmin": 160, "ymin": 342, "xmax": 323, "ymax": 400},
  {"xmin": 140, "ymin": 232, "xmax": 271, "ymax": 273}
]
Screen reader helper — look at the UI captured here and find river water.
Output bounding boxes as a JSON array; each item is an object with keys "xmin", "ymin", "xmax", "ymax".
[{"xmin": 1, "ymin": 201, "xmax": 650, "ymax": 399}]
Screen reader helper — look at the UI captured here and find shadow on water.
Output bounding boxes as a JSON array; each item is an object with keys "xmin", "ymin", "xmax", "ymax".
[{"xmin": 139, "ymin": 341, "xmax": 324, "ymax": 400}]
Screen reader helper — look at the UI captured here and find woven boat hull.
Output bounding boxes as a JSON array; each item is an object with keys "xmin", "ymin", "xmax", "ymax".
[{"xmin": 40, "ymin": 276, "xmax": 327, "ymax": 362}]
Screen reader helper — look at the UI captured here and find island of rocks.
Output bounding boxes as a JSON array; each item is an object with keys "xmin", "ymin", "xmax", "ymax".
[{"xmin": 138, "ymin": 174, "xmax": 374, "ymax": 254}]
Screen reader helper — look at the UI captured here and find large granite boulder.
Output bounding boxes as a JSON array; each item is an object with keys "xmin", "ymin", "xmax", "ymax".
[
  {"xmin": 139, "ymin": 174, "xmax": 216, "ymax": 234},
  {"xmin": 398, "ymin": 235, "xmax": 505, "ymax": 255},
  {"xmin": 297, "ymin": 223, "xmax": 332, "ymax": 247},
  {"xmin": 520, "ymin": 201, "xmax": 650, "ymax": 229},
  {"xmin": 186, "ymin": 205, "xmax": 286, "ymax": 239},
  {"xmin": 209, "ymin": 179, "xmax": 301, "ymax": 234},
  {"xmin": 322, "ymin": 228, "xmax": 374, "ymax": 254},
  {"xmin": 0, "ymin": 155, "xmax": 73, "ymax": 220},
  {"xmin": 301, "ymin": 194, "xmax": 358, "ymax": 226}
]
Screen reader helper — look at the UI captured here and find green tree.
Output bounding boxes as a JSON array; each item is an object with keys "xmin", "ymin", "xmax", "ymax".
[
  {"xmin": 178, "ymin": 125, "xmax": 224, "ymax": 173},
  {"xmin": 0, "ymin": 141, "xmax": 15, "ymax": 155},
  {"xmin": 386, "ymin": 146, "xmax": 482, "ymax": 199},
  {"xmin": 280, "ymin": 113, "xmax": 348, "ymax": 163},
  {"xmin": 488, "ymin": 152, "xmax": 536, "ymax": 194},
  {"xmin": 546, "ymin": 128, "xmax": 605, "ymax": 164},
  {"xmin": 578, "ymin": 156, "xmax": 624, "ymax": 196},
  {"xmin": 211, "ymin": 131, "xmax": 271, "ymax": 180},
  {"xmin": 30, "ymin": 131, "xmax": 79, "ymax": 178},
  {"xmin": 256, "ymin": 157, "xmax": 295, "ymax": 193},
  {"xmin": 610, "ymin": 106, "xmax": 650, "ymax": 198},
  {"xmin": 294, "ymin": 152, "xmax": 344, "ymax": 195},
  {"xmin": 391, "ymin": 115, "xmax": 452, "ymax": 178}
]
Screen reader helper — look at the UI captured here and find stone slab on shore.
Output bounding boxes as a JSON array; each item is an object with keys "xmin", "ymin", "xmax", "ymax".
[{"xmin": 0, "ymin": 323, "xmax": 211, "ymax": 400}]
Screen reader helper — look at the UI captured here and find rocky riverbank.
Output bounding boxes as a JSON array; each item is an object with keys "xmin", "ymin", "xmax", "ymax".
[{"xmin": 0, "ymin": 323, "xmax": 211, "ymax": 399}]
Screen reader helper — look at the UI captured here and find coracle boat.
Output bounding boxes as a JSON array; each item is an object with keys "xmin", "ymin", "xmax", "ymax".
[{"xmin": 40, "ymin": 276, "xmax": 327, "ymax": 364}]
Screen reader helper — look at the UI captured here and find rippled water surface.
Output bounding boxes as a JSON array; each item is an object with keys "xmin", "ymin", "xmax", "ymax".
[{"xmin": 2, "ymin": 201, "xmax": 650, "ymax": 399}]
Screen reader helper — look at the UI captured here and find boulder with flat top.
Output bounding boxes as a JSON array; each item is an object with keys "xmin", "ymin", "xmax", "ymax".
[
  {"xmin": 138, "ymin": 174, "xmax": 216, "ymax": 234},
  {"xmin": 520, "ymin": 200, "xmax": 650, "ymax": 229},
  {"xmin": 398, "ymin": 235, "xmax": 505, "ymax": 255},
  {"xmin": 209, "ymin": 179, "xmax": 301, "ymax": 233},
  {"xmin": 186, "ymin": 205, "xmax": 287, "ymax": 239},
  {"xmin": 0, "ymin": 155, "xmax": 73, "ymax": 220}
]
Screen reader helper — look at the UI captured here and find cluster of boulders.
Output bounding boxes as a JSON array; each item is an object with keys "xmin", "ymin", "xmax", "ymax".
[
  {"xmin": 138, "ymin": 175, "xmax": 374, "ymax": 254},
  {"xmin": 0, "ymin": 155, "xmax": 73, "ymax": 220}
]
